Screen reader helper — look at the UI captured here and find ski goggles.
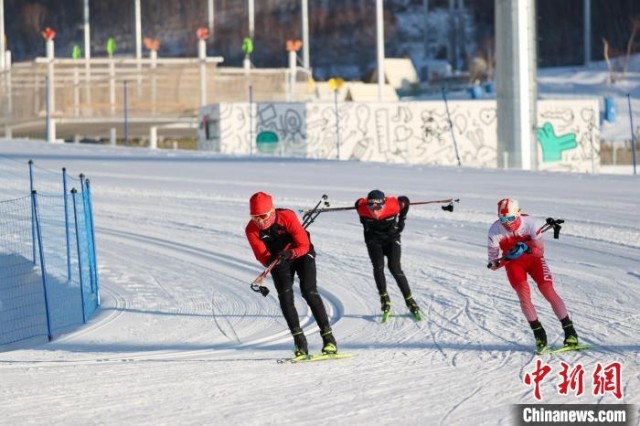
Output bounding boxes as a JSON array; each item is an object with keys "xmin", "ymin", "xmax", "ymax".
[
  {"xmin": 367, "ymin": 198, "xmax": 385, "ymax": 210},
  {"xmin": 500, "ymin": 215, "xmax": 517, "ymax": 223},
  {"xmin": 250, "ymin": 212, "xmax": 271, "ymax": 221}
]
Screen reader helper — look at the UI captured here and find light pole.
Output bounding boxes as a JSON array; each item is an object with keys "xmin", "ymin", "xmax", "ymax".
[
  {"xmin": 208, "ymin": 0, "xmax": 215, "ymax": 36},
  {"xmin": 135, "ymin": 0, "xmax": 142, "ymax": 60},
  {"xmin": 375, "ymin": 0, "xmax": 385, "ymax": 101},
  {"xmin": 423, "ymin": 0, "xmax": 429, "ymax": 57},
  {"xmin": 248, "ymin": 0, "xmax": 255, "ymax": 40},
  {"xmin": 0, "ymin": 0, "xmax": 5, "ymax": 70},
  {"xmin": 302, "ymin": 0, "xmax": 310, "ymax": 69},
  {"xmin": 584, "ymin": 0, "xmax": 591, "ymax": 64},
  {"xmin": 83, "ymin": 0, "xmax": 90, "ymax": 59},
  {"xmin": 329, "ymin": 78, "xmax": 344, "ymax": 160}
]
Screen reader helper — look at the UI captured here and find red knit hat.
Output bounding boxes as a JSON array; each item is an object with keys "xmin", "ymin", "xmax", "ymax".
[{"xmin": 249, "ymin": 192, "xmax": 274, "ymax": 215}]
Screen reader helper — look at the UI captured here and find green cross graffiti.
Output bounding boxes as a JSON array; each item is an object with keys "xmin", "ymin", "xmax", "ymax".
[{"xmin": 536, "ymin": 122, "xmax": 577, "ymax": 162}]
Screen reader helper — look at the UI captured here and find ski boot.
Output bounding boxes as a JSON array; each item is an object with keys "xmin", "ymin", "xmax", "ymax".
[
  {"xmin": 405, "ymin": 296, "xmax": 421, "ymax": 321},
  {"xmin": 321, "ymin": 329, "xmax": 338, "ymax": 355},
  {"xmin": 380, "ymin": 293, "xmax": 391, "ymax": 323},
  {"xmin": 292, "ymin": 329, "xmax": 309, "ymax": 358},
  {"xmin": 530, "ymin": 320, "xmax": 548, "ymax": 352},
  {"xmin": 561, "ymin": 316, "xmax": 579, "ymax": 347}
]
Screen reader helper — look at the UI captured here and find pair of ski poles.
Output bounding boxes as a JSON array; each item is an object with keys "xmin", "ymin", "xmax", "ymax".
[
  {"xmin": 300, "ymin": 198, "xmax": 460, "ymax": 216},
  {"xmin": 249, "ymin": 195, "xmax": 459, "ymax": 296},
  {"xmin": 486, "ymin": 217, "xmax": 564, "ymax": 269}
]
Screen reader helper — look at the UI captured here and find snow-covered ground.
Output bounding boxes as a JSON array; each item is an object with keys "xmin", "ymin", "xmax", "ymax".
[{"xmin": 0, "ymin": 140, "xmax": 638, "ymax": 425}]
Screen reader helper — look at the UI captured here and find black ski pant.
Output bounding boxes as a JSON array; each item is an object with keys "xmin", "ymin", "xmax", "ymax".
[
  {"xmin": 366, "ymin": 237, "xmax": 412, "ymax": 300},
  {"xmin": 270, "ymin": 253, "xmax": 332, "ymax": 336}
]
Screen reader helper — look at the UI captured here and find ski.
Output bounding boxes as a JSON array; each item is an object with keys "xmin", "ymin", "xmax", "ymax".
[
  {"xmin": 536, "ymin": 344, "xmax": 593, "ymax": 355},
  {"xmin": 277, "ymin": 353, "xmax": 356, "ymax": 364},
  {"xmin": 381, "ymin": 311, "xmax": 422, "ymax": 323}
]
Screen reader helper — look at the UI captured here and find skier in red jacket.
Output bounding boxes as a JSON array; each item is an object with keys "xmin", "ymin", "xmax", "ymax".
[
  {"xmin": 245, "ymin": 192, "xmax": 337, "ymax": 357},
  {"xmin": 355, "ymin": 190, "xmax": 420, "ymax": 322},
  {"xmin": 487, "ymin": 198, "xmax": 579, "ymax": 351}
]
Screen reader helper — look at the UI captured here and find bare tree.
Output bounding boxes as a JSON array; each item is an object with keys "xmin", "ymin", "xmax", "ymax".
[{"xmin": 603, "ymin": 17, "xmax": 640, "ymax": 84}]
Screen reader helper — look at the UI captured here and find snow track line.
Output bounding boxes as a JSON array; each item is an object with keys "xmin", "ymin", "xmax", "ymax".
[
  {"xmin": 54, "ymin": 286, "xmax": 128, "ymax": 343},
  {"xmin": 98, "ymin": 227, "xmax": 258, "ymax": 274},
  {"xmin": 210, "ymin": 291, "xmax": 241, "ymax": 344},
  {"xmin": 43, "ymin": 227, "xmax": 344, "ymax": 363},
  {"xmin": 100, "ymin": 228, "xmax": 340, "ymax": 336},
  {"xmin": 100, "ymin": 227, "xmax": 346, "ymax": 328}
]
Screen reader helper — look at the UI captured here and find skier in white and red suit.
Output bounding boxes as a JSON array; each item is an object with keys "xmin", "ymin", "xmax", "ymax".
[
  {"xmin": 245, "ymin": 191, "xmax": 337, "ymax": 357},
  {"xmin": 487, "ymin": 198, "xmax": 579, "ymax": 351}
]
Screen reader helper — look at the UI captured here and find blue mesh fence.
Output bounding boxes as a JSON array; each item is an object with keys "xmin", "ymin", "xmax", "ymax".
[
  {"xmin": 0, "ymin": 158, "xmax": 99, "ymax": 348},
  {"xmin": 0, "ymin": 196, "xmax": 49, "ymax": 345},
  {"xmin": 0, "ymin": 157, "xmax": 31, "ymax": 201}
]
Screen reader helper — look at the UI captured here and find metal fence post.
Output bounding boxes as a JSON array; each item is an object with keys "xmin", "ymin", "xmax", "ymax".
[
  {"xmin": 71, "ymin": 188, "xmax": 87, "ymax": 324},
  {"xmin": 28, "ymin": 160, "xmax": 36, "ymax": 264},
  {"xmin": 84, "ymin": 178, "xmax": 99, "ymax": 304},
  {"xmin": 124, "ymin": 80, "xmax": 129, "ymax": 147},
  {"xmin": 627, "ymin": 93, "xmax": 637, "ymax": 176},
  {"xmin": 31, "ymin": 190, "xmax": 53, "ymax": 341},
  {"xmin": 62, "ymin": 167, "xmax": 71, "ymax": 280}
]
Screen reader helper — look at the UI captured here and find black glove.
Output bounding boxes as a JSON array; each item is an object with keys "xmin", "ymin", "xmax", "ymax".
[
  {"xmin": 398, "ymin": 196, "xmax": 410, "ymax": 217},
  {"xmin": 269, "ymin": 249, "xmax": 293, "ymax": 265},
  {"xmin": 354, "ymin": 199, "xmax": 361, "ymax": 209},
  {"xmin": 278, "ymin": 249, "xmax": 293, "ymax": 262}
]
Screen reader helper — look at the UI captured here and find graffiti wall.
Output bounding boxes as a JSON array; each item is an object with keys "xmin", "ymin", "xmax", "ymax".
[{"xmin": 198, "ymin": 99, "xmax": 599, "ymax": 172}]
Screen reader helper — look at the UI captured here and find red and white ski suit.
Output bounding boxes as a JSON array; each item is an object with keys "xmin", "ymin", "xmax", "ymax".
[{"xmin": 487, "ymin": 215, "xmax": 568, "ymax": 322}]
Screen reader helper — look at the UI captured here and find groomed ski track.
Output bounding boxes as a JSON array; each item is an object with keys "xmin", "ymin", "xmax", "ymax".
[{"xmin": 0, "ymin": 142, "xmax": 638, "ymax": 425}]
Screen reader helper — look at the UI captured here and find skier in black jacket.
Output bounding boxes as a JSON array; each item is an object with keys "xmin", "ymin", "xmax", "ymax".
[{"xmin": 354, "ymin": 189, "xmax": 421, "ymax": 322}]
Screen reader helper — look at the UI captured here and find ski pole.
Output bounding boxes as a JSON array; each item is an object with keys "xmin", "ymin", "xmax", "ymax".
[
  {"xmin": 486, "ymin": 217, "xmax": 565, "ymax": 269},
  {"xmin": 302, "ymin": 197, "xmax": 459, "ymax": 216},
  {"xmin": 250, "ymin": 194, "xmax": 329, "ymax": 297},
  {"xmin": 301, "ymin": 205, "xmax": 355, "ymax": 215},
  {"xmin": 442, "ymin": 87, "xmax": 462, "ymax": 167},
  {"xmin": 409, "ymin": 198, "xmax": 460, "ymax": 212}
]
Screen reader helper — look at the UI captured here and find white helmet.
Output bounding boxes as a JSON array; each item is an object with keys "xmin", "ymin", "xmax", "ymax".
[
  {"xmin": 497, "ymin": 198, "xmax": 520, "ymax": 217},
  {"xmin": 497, "ymin": 198, "xmax": 522, "ymax": 231}
]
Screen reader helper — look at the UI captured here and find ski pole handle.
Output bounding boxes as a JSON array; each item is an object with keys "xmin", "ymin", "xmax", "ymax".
[
  {"xmin": 250, "ymin": 258, "xmax": 279, "ymax": 297},
  {"xmin": 302, "ymin": 194, "xmax": 329, "ymax": 228}
]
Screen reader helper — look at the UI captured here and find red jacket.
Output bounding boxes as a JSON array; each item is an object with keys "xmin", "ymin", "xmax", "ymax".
[
  {"xmin": 245, "ymin": 209, "xmax": 311, "ymax": 267},
  {"xmin": 355, "ymin": 196, "xmax": 404, "ymax": 242},
  {"xmin": 356, "ymin": 196, "xmax": 401, "ymax": 219}
]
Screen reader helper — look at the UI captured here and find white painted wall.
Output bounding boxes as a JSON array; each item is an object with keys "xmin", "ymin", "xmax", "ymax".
[{"xmin": 198, "ymin": 99, "xmax": 599, "ymax": 173}]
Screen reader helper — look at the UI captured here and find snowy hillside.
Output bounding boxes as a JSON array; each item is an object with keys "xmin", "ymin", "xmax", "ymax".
[{"xmin": 0, "ymin": 140, "xmax": 638, "ymax": 424}]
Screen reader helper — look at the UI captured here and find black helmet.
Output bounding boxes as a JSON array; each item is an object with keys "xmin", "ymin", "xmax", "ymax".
[{"xmin": 366, "ymin": 189, "xmax": 386, "ymax": 210}]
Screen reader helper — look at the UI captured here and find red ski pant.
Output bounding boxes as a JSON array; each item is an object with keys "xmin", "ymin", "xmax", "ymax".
[{"xmin": 505, "ymin": 255, "xmax": 568, "ymax": 323}]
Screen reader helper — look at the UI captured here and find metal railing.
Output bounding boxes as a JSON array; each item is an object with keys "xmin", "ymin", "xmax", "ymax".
[{"xmin": 0, "ymin": 57, "xmax": 315, "ymax": 138}]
